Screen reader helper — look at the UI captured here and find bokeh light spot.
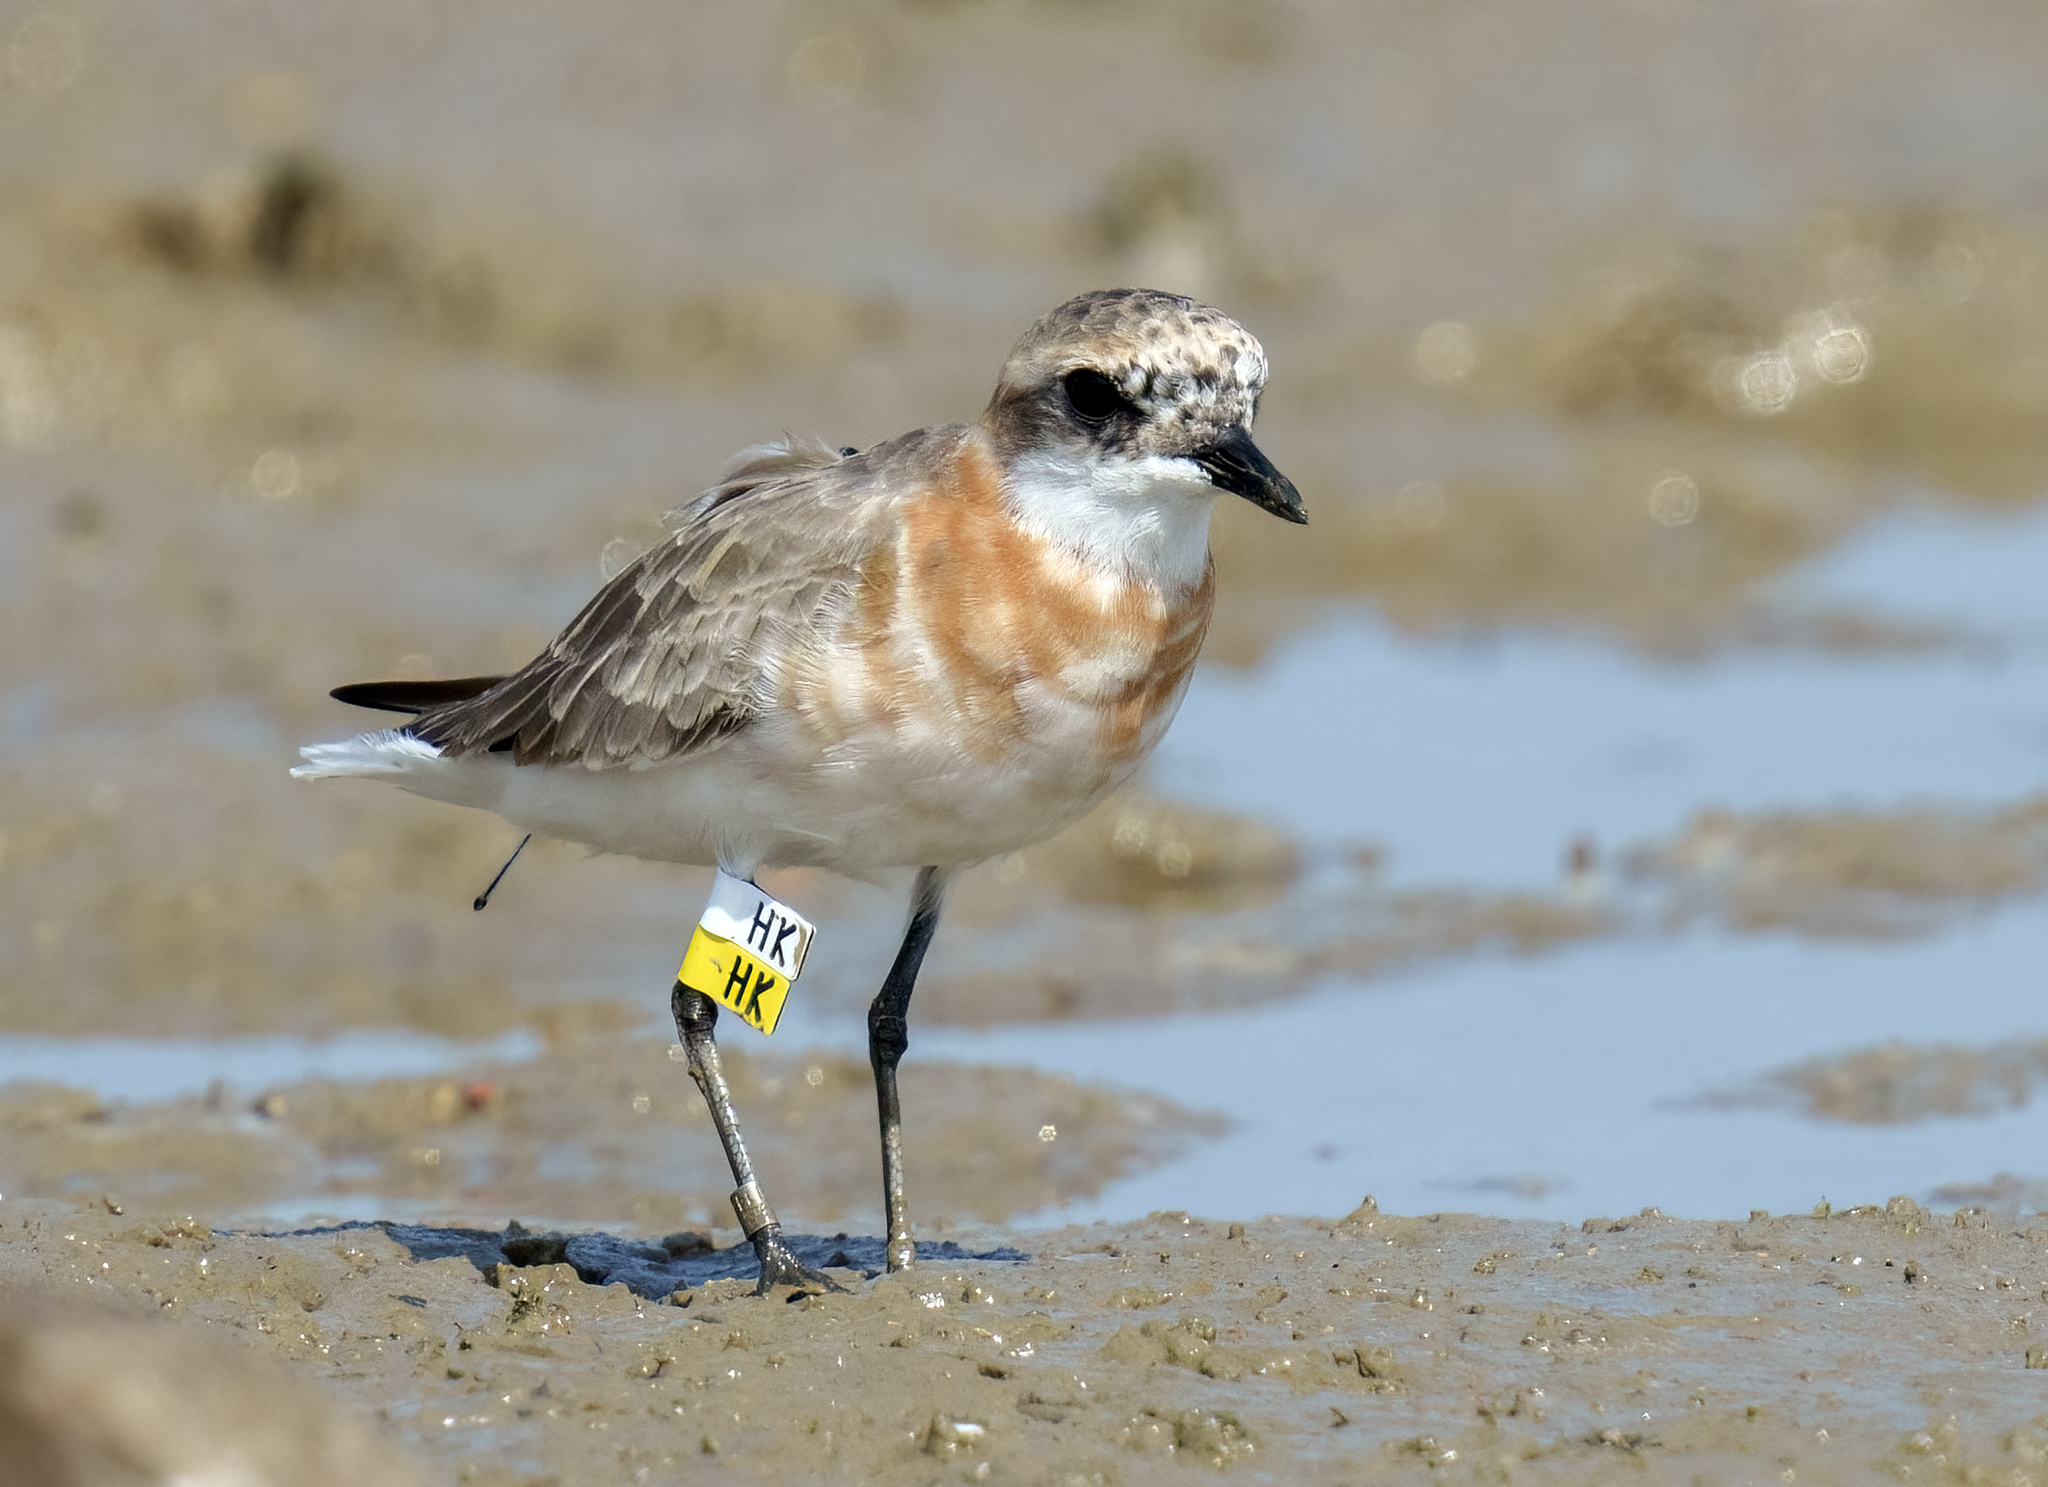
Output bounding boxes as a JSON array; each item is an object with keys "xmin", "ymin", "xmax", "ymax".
[
  {"xmin": 1414, "ymin": 321, "xmax": 1477, "ymax": 385},
  {"xmin": 250, "ymin": 448, "xmax": 301, "ymax": 500},
  {"xmin": 1734, "ymin": 350, "xmax": 1798, "ymax": 415},
  {"xmin": 1646, "ymin": 471, "xmax": 1700, "ymax": 528},
  {"xmin": 1810, "ymin": 323, "xmax": 1870, "ymax": 386}
]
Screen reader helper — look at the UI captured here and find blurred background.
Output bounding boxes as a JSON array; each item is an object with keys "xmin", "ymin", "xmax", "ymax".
[{"xmin": 3, "ymin": 0, "xmax": 2048, "ymax": 1238}]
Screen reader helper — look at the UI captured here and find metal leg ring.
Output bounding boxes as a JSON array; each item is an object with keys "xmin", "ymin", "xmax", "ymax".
[{"xmin": 731, "ymin": 1180, "xmax": 778, "ymax": 1241}]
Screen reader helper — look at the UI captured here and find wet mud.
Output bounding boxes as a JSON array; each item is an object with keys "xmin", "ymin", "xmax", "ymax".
[
  {"xmin": 0, "ymin": 1035, "xmax": 1215, "ymax": 1237},
  {"xmin": 7, "ymin": 1196, "xmax": 2048, "ymax": 1484}
]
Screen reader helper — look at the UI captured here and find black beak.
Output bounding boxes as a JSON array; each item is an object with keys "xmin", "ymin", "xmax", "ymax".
[{"xmin": 1195, "ymin": 426, "xmax": 1307, "ymax": 524}]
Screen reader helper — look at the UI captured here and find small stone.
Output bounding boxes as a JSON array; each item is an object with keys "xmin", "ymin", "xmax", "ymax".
[
  {"xmin": 923, "ymin": 1415, "xmax": 988, "ymax": 1457},
  {"xmin": 500, "ymin": 1221, "xmax": 569, "ymax": 1268}
]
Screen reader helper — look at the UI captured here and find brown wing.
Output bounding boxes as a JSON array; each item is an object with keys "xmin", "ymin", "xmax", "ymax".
[{"xmin": 412, "ymin": 431, "xmax": 946, "ymax": 769}]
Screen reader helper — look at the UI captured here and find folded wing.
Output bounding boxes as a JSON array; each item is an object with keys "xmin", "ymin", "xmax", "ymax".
[{"xmin": 405, "ymin": 434, "xmax": 927, "ymax": 770}]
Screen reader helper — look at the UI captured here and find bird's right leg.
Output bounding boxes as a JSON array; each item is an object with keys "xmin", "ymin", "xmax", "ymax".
[
  {"xmin": 670, "ymin": 982, "xmax": 828, "ymax": 1294},
  {"xmin": 867, "ymin": 866, "xmax": 951, "ymax": 1273}
]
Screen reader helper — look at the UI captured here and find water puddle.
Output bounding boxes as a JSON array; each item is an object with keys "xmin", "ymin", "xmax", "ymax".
[
  {"xmin": 1157, "ymin": 615, "xmax": 2048, "ymax": 892},
  {"xmin": 1789, "ymin": 499, "xmax": 2048, "ymax": 646},
  {"xmin": 0, "ymin": 1028, "xmax": 542, "ymax": 1104},
  {"xmin": 955, "ymin": 504, "xmax": 2048, "ymax": 1223},
  {"xmin": 928, "ymin": 897, "xmax": 2048, "ymax": 1226}
]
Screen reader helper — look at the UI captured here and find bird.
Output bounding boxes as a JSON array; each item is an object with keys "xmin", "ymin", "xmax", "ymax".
[{"xmin": 295, "ymin": 287, "xmax": 1306, "ymax": 1291}]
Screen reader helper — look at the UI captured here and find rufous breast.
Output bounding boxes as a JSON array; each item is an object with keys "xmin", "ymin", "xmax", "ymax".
[{"xmin": 799, "ymin": 437, "xmax": 1214, "ymax": 769}]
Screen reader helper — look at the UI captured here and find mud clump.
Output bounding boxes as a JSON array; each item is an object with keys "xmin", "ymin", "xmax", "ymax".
[
  {"xmin": 1714, "ymin": 1036, "xmax": 2048, "ymax": 1125},
  {"xmin": 107, "ymin": 151, "xmax": 906, "ymax": 386},
  {"xmin": 1635, "ymin": 796, "xmax": 2048, "ymax": 936},
  {"xmin": 954, "ymin": 791, "xmax": 1301, "ymax": 918},
  {"xmin": 916, "ymin": 882, "xmax": 1611, "ymax": 1026},
  {"xmin": 128, "ymin": 152, "xmax": 390, "ymax": 285}
]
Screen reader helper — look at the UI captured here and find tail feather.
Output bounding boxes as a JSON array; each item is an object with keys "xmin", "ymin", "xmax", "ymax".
[{"xmin": 292, "ymin": 729, "xmax": 442, "ymax": 779}]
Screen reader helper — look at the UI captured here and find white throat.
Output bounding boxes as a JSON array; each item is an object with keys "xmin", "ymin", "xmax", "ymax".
[{"xmin": 1001, "ymin": 449, "xmax": 1218, "ymax": 587}]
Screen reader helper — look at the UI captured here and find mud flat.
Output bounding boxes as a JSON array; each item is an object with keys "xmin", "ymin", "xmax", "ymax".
[{"xmin": 3, "ymin": 1195, "xmax": 2045, "ymax": 1483}]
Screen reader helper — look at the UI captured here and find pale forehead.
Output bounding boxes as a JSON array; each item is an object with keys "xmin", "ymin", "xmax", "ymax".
[{"xmin": 1000, "ymin": 289, "xmax": 1268, "ymax": 397}]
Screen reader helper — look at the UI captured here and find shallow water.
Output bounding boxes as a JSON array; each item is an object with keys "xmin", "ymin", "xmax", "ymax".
[
  {"xmin": 1160, "ymin": 601, "xmax": 2048, "ymax": 890},
  {"xmin": 973, "ymin": 505, "xmax": 2048, "ymax": 1221},
  {"xmin": 1794, "ymin": 499, "xmax": 2048, "ymax": 645},
  {"xmin": 933, "ymin": 902, "xmax": 2048, "ymax": 1225},
  {"xmin": 0, "ymin": 1027, "xmax": 540, "ymax": 1104}
]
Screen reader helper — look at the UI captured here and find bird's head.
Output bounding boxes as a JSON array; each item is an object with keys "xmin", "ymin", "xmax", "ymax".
[{"xmin": 984, "ymin": 288, "xmax": 1306, "ymax": 542}]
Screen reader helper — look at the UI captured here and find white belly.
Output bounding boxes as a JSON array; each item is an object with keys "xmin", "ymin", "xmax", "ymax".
[{"xmin": 298, "ymin": 668, "xmax": 1189, "ymax": 879}]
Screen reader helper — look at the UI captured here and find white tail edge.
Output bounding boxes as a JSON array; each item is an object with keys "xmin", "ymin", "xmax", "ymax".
[{"xmin": 292, "ymin": 729, "xmax": 443, "ymax": 780}]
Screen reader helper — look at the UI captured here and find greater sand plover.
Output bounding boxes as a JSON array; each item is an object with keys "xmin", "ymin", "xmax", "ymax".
[{"xmin": 296, "ymin": 288, "xmax": 1305, "ymax": 1289}]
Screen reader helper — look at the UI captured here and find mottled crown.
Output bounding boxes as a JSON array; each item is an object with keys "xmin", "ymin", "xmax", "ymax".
[{"xmin": 985, "ymin": 289, "xmax": 1270, "ymax": 459}]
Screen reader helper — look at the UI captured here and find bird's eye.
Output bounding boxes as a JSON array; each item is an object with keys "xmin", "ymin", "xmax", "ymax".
[{"xmin": 1062, "ymin": 368, "xmax": 1128, "ymax": 423}]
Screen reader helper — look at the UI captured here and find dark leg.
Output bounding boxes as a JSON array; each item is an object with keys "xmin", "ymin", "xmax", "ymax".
[
  {"xmin": 671, "ymin": 982, "xmax": 829, "ymax": 1294},
  {"xmin": 867, "ymin": 865, "xmax": 951, "ymax": 1273}
]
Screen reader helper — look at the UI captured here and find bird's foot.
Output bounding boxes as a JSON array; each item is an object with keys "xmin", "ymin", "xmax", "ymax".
[
  {"xmin": 752, "ymin": 1228, "xmax": 838, "ymax": 1296},
  {"xmin": 732, "ymin": 1179, "xmax": 835, "ymax": 1295}
]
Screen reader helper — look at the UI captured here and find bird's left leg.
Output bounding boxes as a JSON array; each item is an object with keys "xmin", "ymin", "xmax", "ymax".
[
  {"xmin": 867, "ymin": 865, "xmax": 952, "ymax": 1273},
  {"xmin": 671, "ymin": 982, "xmax": 830, "ymax": 1294}
]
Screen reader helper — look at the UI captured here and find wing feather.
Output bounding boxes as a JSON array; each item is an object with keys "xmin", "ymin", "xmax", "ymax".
[
  {"xmin": 413, "ymin": 430, "xmax": 947, "ymax": 769},
  {"xmin": 329, "ymin": 675, "xmax": 509, "ymax": 715}
]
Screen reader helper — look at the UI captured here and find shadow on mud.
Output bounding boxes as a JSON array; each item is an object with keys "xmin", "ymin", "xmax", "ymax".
[{"xmin": 231, "ymin": 1220, "xmax": 1029, "ymax": 1297}]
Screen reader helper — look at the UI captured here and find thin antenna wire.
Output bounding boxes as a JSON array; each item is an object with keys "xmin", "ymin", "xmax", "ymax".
[{"xmin": 473, "ymin": 834, "xmax": 532, "ymax": 911}]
